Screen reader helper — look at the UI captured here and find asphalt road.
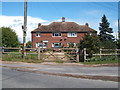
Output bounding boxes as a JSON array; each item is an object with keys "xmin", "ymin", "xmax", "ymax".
[
  {"xmin": 2, "ymin": 63, "xmax": 119, "ymax": 76},
  {"xmin": 2, "ymin": 67, "xmax": 118, "ymax": 88}
]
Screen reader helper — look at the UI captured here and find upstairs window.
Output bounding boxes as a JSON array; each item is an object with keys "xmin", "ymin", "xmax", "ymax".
[
  {"xmin": 52, "ymin": 32, "xmax": 61, "ymax": 37},
  {"xmin": 36, "ymin": 33, "xmax": 40, "ymax": 37},
  {"xmin": 67, "ymin": 32, "xmax": 77, "ymax": 37}
]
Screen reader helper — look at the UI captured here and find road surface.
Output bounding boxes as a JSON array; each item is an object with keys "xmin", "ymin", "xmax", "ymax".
[
  {"xmin": 2, "ymin": 67, "xmax": 118, "ymax": 88},
  {"xmin": 1, "ymin": 63, "xmax": 119, "ymax": 76}
]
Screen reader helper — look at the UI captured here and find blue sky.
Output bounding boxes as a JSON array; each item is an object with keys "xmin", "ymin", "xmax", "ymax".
[{"xmin": 1, "ymin": 2, "xmax": 119, "ymax": 42}]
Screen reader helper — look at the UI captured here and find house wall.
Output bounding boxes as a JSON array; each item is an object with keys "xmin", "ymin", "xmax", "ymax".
[{"xmin": 31, "ymin": 32, "xmax": 87, "ymax": 48}]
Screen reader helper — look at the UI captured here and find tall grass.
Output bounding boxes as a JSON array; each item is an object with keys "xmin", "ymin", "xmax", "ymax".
[{"xmin": 2, "ymin": 53, "xmax": 44, "ymax": 63}]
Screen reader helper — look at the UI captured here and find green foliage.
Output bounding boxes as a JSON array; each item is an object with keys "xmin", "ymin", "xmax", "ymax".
[
  {"xmin": 79, "ymin": 35, "xmax": 100, "ymax": 58},
  {"xmin": 99, "ymin": 15, "xmax": 114, "ymax": 42},
  {"xmin": 68, "ymin": 42, "xmax": 75, "ymax": 48},
  {"xmin": 117, "ymin": 32, "xmax": 120, "ymax": 49},
  {"xmin": 26, "ymin": 41, "xmax": 32, "ymax": 48},
  {"xmin": 1, "ymin": 27, "xmax": 19, "ymax": 47},
  {"xmin": 82, "ymin": 56, "xmax": 118, "ymax": 64},
  {"xmin": 99, "ymin": 40, "xmax": 117, "ymax": 49}
]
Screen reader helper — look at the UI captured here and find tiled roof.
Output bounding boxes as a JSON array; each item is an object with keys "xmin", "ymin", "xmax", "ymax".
[{"xmin": 31, "ymin": 22, "xmax": 97, "ymax": 33}]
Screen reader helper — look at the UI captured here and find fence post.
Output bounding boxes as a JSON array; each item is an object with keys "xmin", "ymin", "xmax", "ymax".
[
  {"xmin": 100, "ymin": 48, "xmax": 102, "ymax": 59},
  {"xmin": 83, "ymin": 48, "xmax": 86, "ymax": 61},
  {"xmin": 19, "ymin": 47, "xmax": 21, "ymax": 54},
  {"xmin": 115, "ymin": 49, "xmax": 117, "ymax": 58},
  {"xmin": 38, "ymin": 47, "xmax": 40, "ymax": 60},
  {"xmin": 76, "ymin": 48, "xmax": 79, "ymax": 62},
  {"xmin": 2, "ymin": 47, "xmax": 4, "ymax": 54}
]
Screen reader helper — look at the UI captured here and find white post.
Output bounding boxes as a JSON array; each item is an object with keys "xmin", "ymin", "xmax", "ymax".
[
  {"xmin": 84, "ymin": 48, "xmax": 86, "ymax": 61},
  {"xmin": 100, "ymin": 48, "xmax": 102, "ymax": 59},
  {"xmin": 76, "ymin": 48, "xmax": 79, "ymax": 62},
  {"xmin": 38, "ymin": 47, "xmax": 40, "ymax": 60}
]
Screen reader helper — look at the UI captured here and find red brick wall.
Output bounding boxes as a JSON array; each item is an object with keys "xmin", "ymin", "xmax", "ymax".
[{"xmin": 31, "ymin": 32, "xmax": 86, "ymax": 48}]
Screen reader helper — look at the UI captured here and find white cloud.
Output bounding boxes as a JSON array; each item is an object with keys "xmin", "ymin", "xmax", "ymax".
[{"xmin": 0, "ymin": 15, "xmax": 49, "ymax": 42}]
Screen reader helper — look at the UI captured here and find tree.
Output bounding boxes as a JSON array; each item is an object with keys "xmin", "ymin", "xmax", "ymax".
[
  {"xmin": 79, "ymin": 35, "xmax": 100, "ymax": 58},
  {"xmin": 117, "ymin": 32, "xmax": 120, "ymax": 49},
  {"xmin": 98, "ymin": 15, "xmax": 116, "ymax": 48},
  {"xmin": 1, "ymin": 27, "xmax": 19, "ymax": 47},
  {"xmin": 26, "ymin": 41, "xmax": 32, "ymax": 48},
  {"xmin": 99, "ymin": 15, "xmax": 114, "ymax": 41}
]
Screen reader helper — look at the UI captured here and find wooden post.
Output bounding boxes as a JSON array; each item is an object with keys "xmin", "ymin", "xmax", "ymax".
[
  {"xmin": 38, "ymin": 47, "xmax": 40, "ymax": 60},
  {"xmin": 100, "ymin": 48, "xmax": 102, "ymax": 59},
  {"xmin": 84, "ymin": 48, "xmax": 86, "ymax": 61},
  {"xmin": 115, "ymin": 49, "xmax": 117, "ymax": 58},
  {"xmin": 19, "ymin": 47, "xmax": 21, "ymax": 57},
  {"xmin": 76, "ymin": 48, "xmax": 79, "ymax": 62},
  {"xmin": 2, "ymin": 47, "xmax": 4, "ymax": 54}
]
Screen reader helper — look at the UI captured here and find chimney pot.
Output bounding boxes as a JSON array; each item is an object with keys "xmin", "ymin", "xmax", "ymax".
[
  {"xmin": 85, "ymin": 23, "xmax": 89, "ymax": 27},
  {"xmin": 38, "ymin": 23, "xmax": 41, "ymax": 28},
  {"xmin": 62, "ymin": 17, "xmax": 65, "ymax": 22}
]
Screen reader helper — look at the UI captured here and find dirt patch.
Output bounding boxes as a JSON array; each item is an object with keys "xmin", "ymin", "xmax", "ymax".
[{"xmin": 1, "ymin": 61, "xmax": 119, "ymax": 67}]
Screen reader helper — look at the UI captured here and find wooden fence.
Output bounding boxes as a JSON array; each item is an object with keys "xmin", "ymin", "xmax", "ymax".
[
  {"xmin": 2, "ymin": 47, "xmax": 119, "ymax": 62},
  {"xmin": 1, "ymin": 47, "xmax": 79, "ymax": 62},
  {"xmin": 83, "ymin": 48, "xmax": 120, "ymax": 61}
]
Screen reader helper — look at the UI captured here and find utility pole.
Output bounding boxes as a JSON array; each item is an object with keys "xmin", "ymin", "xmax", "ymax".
[{"xmin": 22, "ymin": 0, "xmax": 27, "ymax": 59}]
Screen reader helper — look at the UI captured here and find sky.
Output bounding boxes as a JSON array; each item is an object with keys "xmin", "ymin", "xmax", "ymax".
[{"xmin": 1, "ymin": 2, "xmax": 119, "ymax": 43}]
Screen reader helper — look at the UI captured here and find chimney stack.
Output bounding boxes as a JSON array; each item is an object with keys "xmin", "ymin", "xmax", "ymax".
[
  {"xmin": 62, "ymin": 17, "xmax": 65, "ymax": 22},
  {"xmin": 85, "ymin": 23, "xmax": 89, "ymax": 27},
  {"xmin": 38, "ymin": 23, "xmax": 41, "ymax": 28}
]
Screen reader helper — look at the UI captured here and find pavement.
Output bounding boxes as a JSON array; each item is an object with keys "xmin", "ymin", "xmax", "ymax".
[{"xmin": 1, "ymin": 61, "xmax": 119, "ymax": 82}]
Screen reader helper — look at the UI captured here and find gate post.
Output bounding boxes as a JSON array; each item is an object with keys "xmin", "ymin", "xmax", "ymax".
[
  {"xmin": 76, "ymin": 48, "xmax": 79, "ymax": 62},
  {"xmin": 100, "ymin": 48, "xmax": 102, "ymax": 59},
  {"xmin": 38, "ymin": 47, "xmax": 40, "ymax": 60},
  {"xmin": 83, "ymin": 48, "xmax": 86, "ymax": 61}
]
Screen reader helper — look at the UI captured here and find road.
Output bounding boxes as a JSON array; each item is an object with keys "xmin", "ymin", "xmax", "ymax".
[
  {"xmin": 2, "ymin": 67, "xmax": 118, "ymax": 88},
  {"xmin": 1, "ymin": 63, "xmax": 119, "ymax": 76}
]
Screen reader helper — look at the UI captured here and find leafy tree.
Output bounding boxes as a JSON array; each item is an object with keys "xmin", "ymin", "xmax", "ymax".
[
  {"xmin": 26, "ymin": 41, "xmax": 32, "ymax": 48},
  {"xmin": 1, "ymin": 27, "xmax": 19, "ymax": 47},
  {"xmin": 99, "ymin": 15, "xmax": 114, "ymax": 41},
  {"xmin": 79, "ymin": 35, "xmax": 100, "ymax": 58}
]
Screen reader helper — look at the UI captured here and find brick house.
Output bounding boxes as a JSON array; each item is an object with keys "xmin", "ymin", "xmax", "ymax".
[{"xmin": 31, "ymin": 17, "xmax": 97, "ymax": 48}]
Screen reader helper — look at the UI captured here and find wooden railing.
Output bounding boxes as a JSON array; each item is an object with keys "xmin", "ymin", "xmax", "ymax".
[
  {"xmin": 83, "ymin": 48, "xmax": 120, "ymax": 61},
  {"xmin": 1, "ymin": 47, "xmax": 79, "ymax": 61}
]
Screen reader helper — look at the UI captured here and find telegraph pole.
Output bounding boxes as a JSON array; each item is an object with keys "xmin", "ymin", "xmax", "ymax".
[{"xmin": 22, "ymin": 0, "xmax": 27, "ymax": 59}]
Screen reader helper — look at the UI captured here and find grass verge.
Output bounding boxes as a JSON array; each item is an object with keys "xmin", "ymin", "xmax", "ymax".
[
  {"xmin": 2, "ymin": 53, "xmax": 44, "ymax": 63},
  {"xmin": 82, "ymin": 56, "xmax": 119, "ymax": 65}
]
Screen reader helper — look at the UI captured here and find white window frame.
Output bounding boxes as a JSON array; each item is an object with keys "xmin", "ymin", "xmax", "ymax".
[
  {"xmin": 36, "ymin": 32, "xmax": 40, "ymax": 37},
  {"xmin": 89, "ymin": 32, "xmax": 93, "ymax": 36},
  {"xmin": 52, "ymin": 32, "xmax": 62, "ymax": 37},
  {"xmin": 67, "ymin": 32, "xmax": 77, "ymax": 37},
  {"xmin": 43, "ymin": 40, "xmax": 48, "ymax": 48},
  {"xmin": 68, "ymin": 42, "xmax": 76, "ymax": 47},
  {"xmin": 36, "ymin": 42, "xmax": 40, "ymax": 48},
  {"xmin": 52, "ymin": 43, "xmax": 62, "ymax": 48}
]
